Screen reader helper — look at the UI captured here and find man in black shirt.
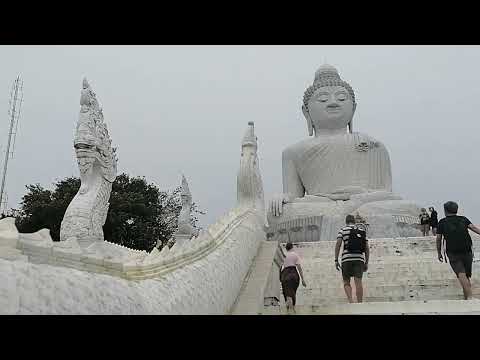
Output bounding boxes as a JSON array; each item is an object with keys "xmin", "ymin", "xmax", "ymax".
[{"xmin": 437, "ymin": 201, "xmax": 480, "ymax": 300}]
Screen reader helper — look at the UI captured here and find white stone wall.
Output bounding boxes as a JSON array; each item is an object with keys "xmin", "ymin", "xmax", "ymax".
[{"xmin": 0, "ymin": 209, "xmax": 265, "ymax": 314}]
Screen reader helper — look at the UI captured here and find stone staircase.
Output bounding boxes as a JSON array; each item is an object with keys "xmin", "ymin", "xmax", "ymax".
[{"xmin": 262, "ymin": 234, "xmax": 480, "ymax": 314}]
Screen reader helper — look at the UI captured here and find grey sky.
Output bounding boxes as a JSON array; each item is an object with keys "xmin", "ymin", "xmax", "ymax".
[{"xmin": 0, "ymin": 45, "xmax": 479, "ymax": 227}]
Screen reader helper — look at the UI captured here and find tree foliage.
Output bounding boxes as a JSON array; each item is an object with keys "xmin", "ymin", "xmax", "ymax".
[{"xmin": 14, "ymin": 173, "xmax": 204, "ymax": 252}]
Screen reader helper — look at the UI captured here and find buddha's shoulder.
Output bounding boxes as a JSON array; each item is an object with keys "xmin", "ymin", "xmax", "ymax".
[{"xmin": 282, "ymin": 139, "xmax": 313, "ymax": 158}]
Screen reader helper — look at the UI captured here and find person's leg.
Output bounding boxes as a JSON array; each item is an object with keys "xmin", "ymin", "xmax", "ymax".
[
  {"xmin": 432, "ymin": 227, "xmax": 437, "ymax": 236},
  {"xmin": 343, "ymin": 278, "xmax": 353, "ymax": 303},
  {"xmin": 291, "ymin": 287, "xmax": 298, "ymax": 314},
  {"xmin": 423, "ymin": 224, "xmax": 429, "ymax": 236},
  {"xmin": 286, "ymin": 297, "xmax": 293, "ymax": 308},
  {"xmin": 354, "ymin": 277, "xmax": 363, "ymax": 303},
  {"xmin": 352, "ymin": 262, "xmax": 364, "ymax": 303},
  {"xmin": 457, "ymin": 273, "xmax": 472, "ymax": 300},
  {"xmin": 285, "ymin": 297, "xmax": 294, "ymax": 314},
  {"xmin": 449, "ymin": 254, "xmax": 472, "ymax": 300},
  {"xmin": 342, "ymin": 262, "xmax": 354, "ymax": 303},
  {"xmin": 291, "ymin": 273, "xmax": 299, "ymax": 314},
  {"xmin": 281, "ymin": 284, "xmax": 289, "ymax": 310},
  {"xmin": 464, "ymin": 253, "xmax": 474, "ymax": 299}
]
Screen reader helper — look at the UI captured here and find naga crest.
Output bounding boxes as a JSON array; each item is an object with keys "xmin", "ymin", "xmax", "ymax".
[
  {"xmin": 237, "ymin": 122, "xmax": 264, "ymax": 210},
  {"xmin": 180, "ymin": 174, "xmax": 192, "ymax": 203},
  {"xmin": 75, "ymin": 78, "xmax": 117, "ymax": 191},
  {"xmin": 177, "ymin": 174, "xmax": 195, "ymax": 236}
]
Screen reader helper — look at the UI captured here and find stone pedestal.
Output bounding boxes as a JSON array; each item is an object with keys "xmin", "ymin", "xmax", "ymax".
[{"xmin": 266, "ymin": 203, "xmax": 422, "ymax": 242}]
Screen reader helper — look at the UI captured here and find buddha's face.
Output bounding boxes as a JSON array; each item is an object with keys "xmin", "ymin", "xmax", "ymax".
[{"xmin": 307, "ymin": 86, "xmax": 355, "ymax": 131}]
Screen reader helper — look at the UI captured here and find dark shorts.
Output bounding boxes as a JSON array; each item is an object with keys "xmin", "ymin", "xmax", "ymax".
[
  {"xmin": 342, "ymin": 260, "xmax": 364, "ymax": 281},
  {"xmin": 447, "ymin": 252, "xmax": 473, "ymax": 278},
  {"xmin": 280, "ymin": 266, "xmax": 300, "ymax": 305}
]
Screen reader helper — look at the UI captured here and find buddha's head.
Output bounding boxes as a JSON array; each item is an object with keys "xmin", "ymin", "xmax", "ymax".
[{"xmin": 302, "ymin": 64, "xmax": 356, "ymax": 135}]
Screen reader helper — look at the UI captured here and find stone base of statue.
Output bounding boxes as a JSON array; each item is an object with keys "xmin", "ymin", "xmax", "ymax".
[{"xmin": 266, "ymin": 193, "xmax": 422, "ymax": 242}]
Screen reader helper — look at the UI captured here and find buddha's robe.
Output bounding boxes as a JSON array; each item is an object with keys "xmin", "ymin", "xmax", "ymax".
[{"xmin": 283, "ymin": 132, "xmax": 392, "ymax": 198}]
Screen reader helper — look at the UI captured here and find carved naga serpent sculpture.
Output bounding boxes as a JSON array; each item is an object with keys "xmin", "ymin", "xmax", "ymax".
[{"xmin": 60, "ymin": 78, "xmax": 117, "ymax": 248}]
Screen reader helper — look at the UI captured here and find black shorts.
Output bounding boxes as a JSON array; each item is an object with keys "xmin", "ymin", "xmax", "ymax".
[
  {"xmin": 342, "ymin": 260, "xmax": 364, "ymax": 280},
  {"xmin": 447, "ymin": 252, "xmax": 473, "ymax": 278}
]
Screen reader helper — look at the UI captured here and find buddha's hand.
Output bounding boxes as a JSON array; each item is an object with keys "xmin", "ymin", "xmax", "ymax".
[{"xmin": 269, "ymin": 194, "xmax": 290, "ymax": 217}]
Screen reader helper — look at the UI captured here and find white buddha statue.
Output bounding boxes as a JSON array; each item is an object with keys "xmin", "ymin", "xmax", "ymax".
[{"xmin": 267, "ymin": 64, "xmax": 421, "ymax": 241}]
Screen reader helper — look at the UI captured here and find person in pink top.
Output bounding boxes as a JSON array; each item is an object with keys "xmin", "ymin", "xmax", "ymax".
[{"xmin": 280, "ymin": 242, "xmax": 307, "ymax": 314}]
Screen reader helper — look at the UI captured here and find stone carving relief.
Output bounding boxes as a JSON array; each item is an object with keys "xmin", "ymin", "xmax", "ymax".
[{"xmin": 60, "ymin": 78, "xmax": 118, "ymax": 249}]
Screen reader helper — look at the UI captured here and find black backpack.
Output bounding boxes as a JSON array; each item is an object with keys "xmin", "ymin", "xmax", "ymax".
[
  {"xmin": 346, "ymin": 226, "xmax": 367, "ymax": 253},
  {"xmin": 444, "ymin": 216, "xmax": 472, "ymax": 253}
]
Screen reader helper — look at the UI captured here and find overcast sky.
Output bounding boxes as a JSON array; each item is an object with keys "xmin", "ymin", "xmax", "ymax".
[{"xmin": 0, "ymin": 45, "xmax": 479, "ymax": 227}]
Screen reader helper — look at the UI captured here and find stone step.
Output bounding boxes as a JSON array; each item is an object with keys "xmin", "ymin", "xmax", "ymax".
[
  {"xmin": 263, "ymin": 299, "xmax": 480, "ymax": 315},
  {"xmin": 295, "ymin": 289, "xmax": 480, "ymax": 305},
  {"xmin": 265, "ymin": 236, "xmax": 480, "ymax": 313}
]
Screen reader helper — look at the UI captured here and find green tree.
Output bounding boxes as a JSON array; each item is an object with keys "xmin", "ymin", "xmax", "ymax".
[{"xmin": 14, "ymin": 173, "xmax": 204, "ymax": 252}]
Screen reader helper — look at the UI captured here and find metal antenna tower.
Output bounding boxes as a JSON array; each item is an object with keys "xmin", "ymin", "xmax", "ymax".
[{"xmin": 0, "ymin": 76, "xmax": 23, "ymax": 214}]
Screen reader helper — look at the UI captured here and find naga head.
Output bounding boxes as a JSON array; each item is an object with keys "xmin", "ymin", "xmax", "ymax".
[{"xmin": 75, "ymin": 78, "xmax": 117, "ymax": 193}]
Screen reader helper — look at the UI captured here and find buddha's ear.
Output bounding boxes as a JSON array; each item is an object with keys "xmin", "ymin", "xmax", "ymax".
[
  {"xmin": 348, "ymin": 103, "xmax": 357, "ymax": 133},
  {"xmin": 302, "ymin": 105, "xmax": 314, "ymax": 136}
]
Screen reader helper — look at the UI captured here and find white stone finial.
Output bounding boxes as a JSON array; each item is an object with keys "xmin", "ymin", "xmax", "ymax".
[
  {"xmin": 82, "ymin": 77, "xmax": 89, "ymax": 89},
  {"xmin": 175, "ymin": 174, "xmax": 195, "ymax": 241},
  {"xmin": 242, "ymin": 122, "xmax": 257, "ymax": 148},
  {"xmin": 181, "ymin": 174, "xmax": 191, "ymax": 198}
]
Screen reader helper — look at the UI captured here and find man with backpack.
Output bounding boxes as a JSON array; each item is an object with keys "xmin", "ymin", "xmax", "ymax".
[
  {"xmin": 437, "ymin": 201, "xmax": 480, "ymax": 300},
  {"xmin": 335, "ymin": 214, "xmax": 370, "ymax": 303}
]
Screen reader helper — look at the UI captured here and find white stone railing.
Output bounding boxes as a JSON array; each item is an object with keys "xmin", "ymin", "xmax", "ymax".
[
  {"xmin": 14, "ymin": 205, "xmax": 256, "ymax": 280},
  {"xmin": 0, "ymin": 122, "xmax": 267, "ymax": 314},
  {"xmin": 0, "ymin": 206, "xmax": 267, "ymax": 314}
]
